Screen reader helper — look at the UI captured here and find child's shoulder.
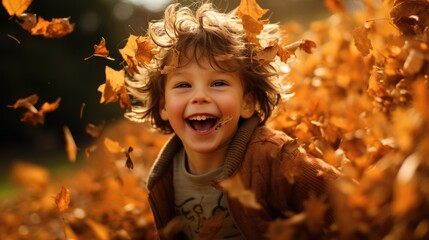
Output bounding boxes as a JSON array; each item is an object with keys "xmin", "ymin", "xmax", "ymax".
[{"xmin": 250, "ymin": 125, "xmax": 295, "ymax": 147}]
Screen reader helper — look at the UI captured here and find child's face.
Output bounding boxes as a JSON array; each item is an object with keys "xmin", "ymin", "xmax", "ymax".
[{"xmin": 160, "ymin": 57, "xmax": 255, "ymax": 155}]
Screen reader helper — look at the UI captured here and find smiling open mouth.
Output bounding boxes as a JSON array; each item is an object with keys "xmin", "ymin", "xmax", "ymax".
[{"xmin": 187, "ymin": 115, "xmax": 218, "ymax": 132}]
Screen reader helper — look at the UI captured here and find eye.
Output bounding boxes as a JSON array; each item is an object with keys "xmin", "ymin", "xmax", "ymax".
[
  {"xmin": 212, "ymin": 80, "xmax": 228, "ymax": 87},
  {"xmin": 174, "ymin": 82, "xmax": 191, "ymax": 88}
]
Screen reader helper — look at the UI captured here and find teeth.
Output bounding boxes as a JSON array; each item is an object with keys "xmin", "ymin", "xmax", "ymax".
[{"xmin": 189, "ymin": 115, "xmax": 215, "ymax": 121}]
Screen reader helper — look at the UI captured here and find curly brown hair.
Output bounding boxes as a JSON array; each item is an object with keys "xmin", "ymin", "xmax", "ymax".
[{"xmin": 125, "ymin": 2, "xmax": 283, "ymax": 134}]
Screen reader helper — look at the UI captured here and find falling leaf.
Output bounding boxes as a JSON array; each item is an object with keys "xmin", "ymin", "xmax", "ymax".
[
  {"xmin": 84, "ymin": 145, "xmax": 98, "ymax": 159},
  {"xmin": 125, "ymin": 146, "xmax": 134, "ymax": 170},
  {"xmin": 54, "ymin": 186, "xmax": 70, "ymax": 213},
  {"xmin": 80, "ymin": 102, "xmax": 86, "ymax": 119},
  {"xmin": 277, "ymin": 39, "xmax": 317, "ymax": 63},
  {"xmin": 85, "ymin": 122, "xmax": 105, "ymax": 138},
  {"xmin": 84, "ymin": 37, "xmax": 115, "ymax": 61},
  {"xmin": 255, "ymin": 41, "xmax": 279, "ymax": 62},
  {"xmin": 104, "ymin": 137, "xmax": 124, "ymax": 153},
  {"xmin": 98, "ymin": 66, "xmax": 131, "ymax": 110},
  {"xmin": 63, "ymin": 126, "xmax": 78, "ymax": 162},
  {"xmin": 8, "ymin": 94, "xmax": 39, "ymax": 113},
  {"xmin": 237, "ymin": 0, "xmax": 269, "ymax": 45},
  {"xmin": 11, "ymin": 96, "xmax": 61, "ymax": 126},
  {"xmin": 136, "ymin": 36, "xmax": 156, "ymax": 65},
  {"xmin": 30, "ymin": 16, "xmax": 75, "ymax": 38},
  {"xmin": 17, "ymin": 13, "xmax": 37, "ymax": 32},
  {"xmin": 2, "ymin": 0, "xmax": 32, "ymax": 16},
  {"xmin": 219, "ymin": 174, "xmax": 262, "ymax": 210}
]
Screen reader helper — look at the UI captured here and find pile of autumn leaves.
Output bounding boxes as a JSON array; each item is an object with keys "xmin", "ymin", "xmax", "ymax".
[{"xmin": 2, "ymin": 0, "xmax": 429, "ymax": 239}]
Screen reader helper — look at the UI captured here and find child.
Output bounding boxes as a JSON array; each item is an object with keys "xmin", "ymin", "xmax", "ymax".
[{"xmin": 125, "ymin": 2, "xmax": 341, "ymax": 239}]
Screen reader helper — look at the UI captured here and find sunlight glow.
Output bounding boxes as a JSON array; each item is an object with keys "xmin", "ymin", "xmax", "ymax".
[{"xmin": 122, "ymin": 0, "xmax": 172, "ymax": 12}]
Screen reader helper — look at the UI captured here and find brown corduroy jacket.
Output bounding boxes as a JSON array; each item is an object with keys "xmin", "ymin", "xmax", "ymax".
[{"xmin": 146, "ymin": 115, "xmax": 341, "ymax": 239}]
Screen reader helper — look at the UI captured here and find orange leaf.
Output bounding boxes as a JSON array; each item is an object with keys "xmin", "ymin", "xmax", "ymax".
[
  {"xmin": 277, "ymin": 40, "xmax": 317, "ymax": 63},
  {"xmin": 85, "ymin": 218, "xmax": 110, "ymax": 240},
  {"xmin": 17, "ymin": 13, "xmax": 37, "ymax": 31},
  {"xmin": 30, "ymin": 16, "xmax": 74, "ymax": 38},
  {"xmin": 219, "ymin": 174, "xmax": 262, "ymax": 210},
  {"xmin": 8, "ymin": 94, "xmax": 39, "ymax": 113},
  {"xmin": 237, "ymin": 0, "xmax": 269, "ymax": 45},
  {"xmin": 16, "ymin": 96, "xmax": 61, "ymax": 126},
  {"xmin": 63, "ymin": 126, "xmax": 77, "ymax": 162},
  {"xmin": 98, "ymin": 66, "xmax": 130, "ymax": 110},
  {"xmin": 352, "ymin": 25, "xmax": 373, "ymax": 56},
  {"xmin": 2, "ymin": 0, "xmax": 32, "ymax": 16},
  {"xmin": 84, "ymin": 37, "xmax": 115, "ymax": 61},
  {"xmin": 136, "ymin": 36, "xmax": 156, "ymax": 65},
  {"xmin": 104, "ymin": 137, "xmax": 124, "ymax": 153},
  {"xmin": 54, "ymin": 186, "xmax": 70, "ymax": 212},
  {"xmin": 324, "ymin": 0, "xmax": 345, "ymax": 13}
]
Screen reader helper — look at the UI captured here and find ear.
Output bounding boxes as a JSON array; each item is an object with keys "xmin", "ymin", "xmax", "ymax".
[
  {"xmin": 159, "ymin": 99, "xmax": 169, "ymax": 121},
  {"xmin": 240, "ymin": 93, "xmax": 256, "ymax": 119}
]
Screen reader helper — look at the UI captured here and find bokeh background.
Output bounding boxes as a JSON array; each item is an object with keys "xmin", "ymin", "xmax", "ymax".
[{"xmin": 0, "ymin": 0, "xmax": 330, "ymax": 196}]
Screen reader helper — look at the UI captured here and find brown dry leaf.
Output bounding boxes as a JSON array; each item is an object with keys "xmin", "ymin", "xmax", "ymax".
[
  {"xmin": 352, "ymin": 25, "xmax": 373, "ymax": 56},
  {"xmin": 63, "ymin": 126, "xmax": 78, "ymax": 162},
  {"xmin": 237, "ymin": 0, "xmax": 269, "ymax": 45},
  {"xmin": 219, "ymin": 174, "xmax": 262, "ymax": 210},
  {"xmin": 104, "ymin": 137, "xmax": 124, "ymax": 153},
  {"xmin": 30, "ymin": 16, "xmax": 74, "ymax": 38},
  {"xmin": 54, "ymin": 186, "xmax": 70, "ymax": 212},
  {"xmin": 2, "ymin": 0, "xmax": 32, "ymax": 16},
  {"xmin": 85, "ymin": 218, "xmax": 110, "ymax": 240},
  {"xmin": 85, "ymin": 37, "xmax": 115, "ymax": 61},
  {"xmin": 125, "ymin": 146, "xmax": 134, "ymax": 170}
]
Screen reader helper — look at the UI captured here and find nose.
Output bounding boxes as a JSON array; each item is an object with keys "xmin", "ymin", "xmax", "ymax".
[{"xmin": 191, "ymin": 87, "xmax": 211, "ymax": 104}]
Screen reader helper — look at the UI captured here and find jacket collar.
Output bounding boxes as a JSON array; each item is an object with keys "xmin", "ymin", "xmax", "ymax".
[{"xmin": 146, "ymin": 115, "xmax": 260, "ymax": 189}]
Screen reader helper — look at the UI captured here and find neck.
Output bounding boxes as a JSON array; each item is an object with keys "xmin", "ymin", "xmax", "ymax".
[{"xmin": 183, "ymin": 145, "xmax": 228, "ymax": 175}]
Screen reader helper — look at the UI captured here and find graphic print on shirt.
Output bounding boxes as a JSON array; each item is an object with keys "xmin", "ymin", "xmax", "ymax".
[{"xmin": 175, "ymin": 192, "xmax": 241, "ymax": 239}]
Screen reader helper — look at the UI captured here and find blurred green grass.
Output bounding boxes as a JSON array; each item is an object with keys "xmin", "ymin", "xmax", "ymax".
[{"xmin": 0, "ymin": 151, "xmax": 86, "ymax": 200}]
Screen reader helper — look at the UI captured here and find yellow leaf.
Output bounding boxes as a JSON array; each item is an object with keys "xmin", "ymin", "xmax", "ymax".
[{"xmin": 2, "ymin": 0, "xmax": 32, "ymax": 16}]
